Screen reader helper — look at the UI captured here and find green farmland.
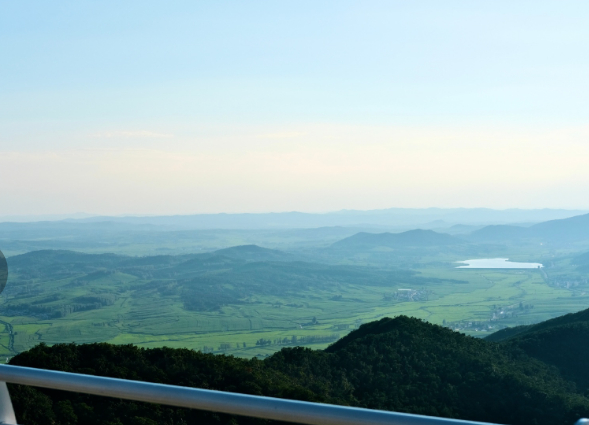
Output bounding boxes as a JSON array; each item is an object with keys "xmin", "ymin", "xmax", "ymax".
[{"xmin": 1, "ymin": 246, "xmax": 586, "ymax": 360}]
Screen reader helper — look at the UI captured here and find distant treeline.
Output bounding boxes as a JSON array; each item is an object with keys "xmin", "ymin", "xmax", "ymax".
[
  {"xmin": 201, "ymin": 334, "xmax": 341, "ymax": 353},
  {"xmin": 256, "ymin": 334, "xmax": 340, "ymax": 347}
]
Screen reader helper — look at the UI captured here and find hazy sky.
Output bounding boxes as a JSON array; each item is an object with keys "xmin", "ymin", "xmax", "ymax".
[{"xmin": 2, "ymin": 1, "xmax": 589, "ymax": 215}]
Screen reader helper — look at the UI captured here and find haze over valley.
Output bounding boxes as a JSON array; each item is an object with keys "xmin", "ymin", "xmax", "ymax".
[
  {"xmin": 4, "ymin": 2, "xmax": 589, "ymax": 424},
  {"xmin": 2, "ymin": 207, "xmax": 589, "ymax": 361}
]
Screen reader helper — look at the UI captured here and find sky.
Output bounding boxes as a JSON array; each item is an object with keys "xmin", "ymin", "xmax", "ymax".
[{"xmin": 2, "ymin": 1, "xmax": 589, "ymax": 215}]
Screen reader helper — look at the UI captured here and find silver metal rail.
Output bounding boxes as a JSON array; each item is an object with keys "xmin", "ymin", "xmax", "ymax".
[
  {"xmin": 0, "ymin": 364, "xmax": 490, "ymax": 425},
  {"xmin": 0, "ymin": 364, "xmax": 585, "ymax": 425}
]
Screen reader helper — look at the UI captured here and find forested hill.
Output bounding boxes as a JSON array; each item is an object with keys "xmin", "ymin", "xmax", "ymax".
[
  {"xmin": 485, "ymin": 306, "xmax": 589, "ymax": 343},
  {"xmin": 486, "ymin": 307, "xmax": 589, "ymax": 392},
  {"xmin": 9, "ymin": 315, "xmax": 589, "ymax": 425}
]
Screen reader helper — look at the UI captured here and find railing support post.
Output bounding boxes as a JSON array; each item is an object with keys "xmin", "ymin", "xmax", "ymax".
[{"xmin": 0, "ymin": 382, "xmax": 17, "ymax": 425}]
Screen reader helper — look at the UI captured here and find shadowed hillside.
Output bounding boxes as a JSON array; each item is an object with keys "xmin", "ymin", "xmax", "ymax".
[{"xmin": 486, "ymin": 307, "xmax": 589, "ymax": 393}]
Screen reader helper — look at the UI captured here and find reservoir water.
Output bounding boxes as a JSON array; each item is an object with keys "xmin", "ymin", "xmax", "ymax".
[{"xmin": 456, "ymin": 258, "xmax": 543, "ymax": 269}]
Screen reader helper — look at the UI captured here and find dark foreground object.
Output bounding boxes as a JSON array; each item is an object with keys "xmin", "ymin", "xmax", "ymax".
[
  {"xmin": 8, "ymin": 315, "xmax": 589, "ymax": 425},
  {"xmin": 0, "ymin": 363, "xmax": 499, "ymax": 425},
  {"xmin": 0, "ymin": 249, "xmax": 7, "ymax": 295}
]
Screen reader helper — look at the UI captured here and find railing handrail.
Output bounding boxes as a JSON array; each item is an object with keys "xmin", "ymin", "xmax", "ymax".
[{"xmin": 0, "ymin": 364, "xmax": 498, "ymax": 425}]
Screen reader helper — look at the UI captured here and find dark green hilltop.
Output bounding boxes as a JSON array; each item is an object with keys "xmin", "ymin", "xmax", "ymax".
[{"xmin": 10, "ymin": 307, "xmax": 589, "ymax": 425}]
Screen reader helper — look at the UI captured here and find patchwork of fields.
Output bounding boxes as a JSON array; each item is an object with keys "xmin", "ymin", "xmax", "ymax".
[{"xmin": 1, "ymin": 247, "xmax": 585, "ymax": 359}]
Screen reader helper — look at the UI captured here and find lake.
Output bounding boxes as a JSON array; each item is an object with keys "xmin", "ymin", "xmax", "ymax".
[{"xmin": 456, "ymin": 258, "xmax": 543, "ymax": 269}]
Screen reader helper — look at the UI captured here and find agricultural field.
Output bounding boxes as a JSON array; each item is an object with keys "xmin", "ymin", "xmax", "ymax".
[{"xmin": 0, "ymin": 244, "xmax": 586, "ymax": 360}]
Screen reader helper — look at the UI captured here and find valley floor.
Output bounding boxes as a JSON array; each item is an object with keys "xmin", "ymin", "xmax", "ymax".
[{"xmin": 1, "ymin": 263, "xmax": 586, "ymax": 359}]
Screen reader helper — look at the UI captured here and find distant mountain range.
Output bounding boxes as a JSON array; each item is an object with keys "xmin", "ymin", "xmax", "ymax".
[
  {"xmin": 331, "ymin": 229, "xmax": 462, "ymax": 249},
  {"xmin": 326, "ymin": 212, "xmax": 589, "ymax": 251},
  {"xmin": 2, "ymin": 208, "xmax": 585, "ymax": 229},
  {"xmin": 3, "ymin": 210, "xmax": 589, "ymax": 259},
  {"xmin": 468, "ymin": 212, "xmax": 589, "ymax": 243}
]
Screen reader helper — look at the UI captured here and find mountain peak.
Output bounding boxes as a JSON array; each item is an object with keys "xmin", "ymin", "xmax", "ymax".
[{"xmin": 326, "ymin": 316, "xmax": 454, "ymax": 352}]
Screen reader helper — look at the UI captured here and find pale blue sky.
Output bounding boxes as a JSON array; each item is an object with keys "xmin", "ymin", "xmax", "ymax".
[{"xmin": 2, "ymin": 1, "xmax": 589, "ymax": 214}]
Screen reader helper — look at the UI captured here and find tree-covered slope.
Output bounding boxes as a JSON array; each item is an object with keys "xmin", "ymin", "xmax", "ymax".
[
  {"xmin": 290, "ymin": 317, "xmax": 588, "ymax": 424},
  {"xmin": 8, "ymin": 316, "xmax": 589, "ymax": 425},
  {"xmin": 8, "ymin": 343, "xmax": 329, "ymax": 425},
  {"xmin": 486, "ymin": 307, "xmax": 589, "ymax": 394},
  {"xmin": 486, "ymin": 307, "xmax": 589, "ymax": 343}
]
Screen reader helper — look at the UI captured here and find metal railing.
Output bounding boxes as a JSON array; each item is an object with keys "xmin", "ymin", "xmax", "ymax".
[{"xmin": 0, "ymin": 364, "xmax": 585, "ymax": 425}]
